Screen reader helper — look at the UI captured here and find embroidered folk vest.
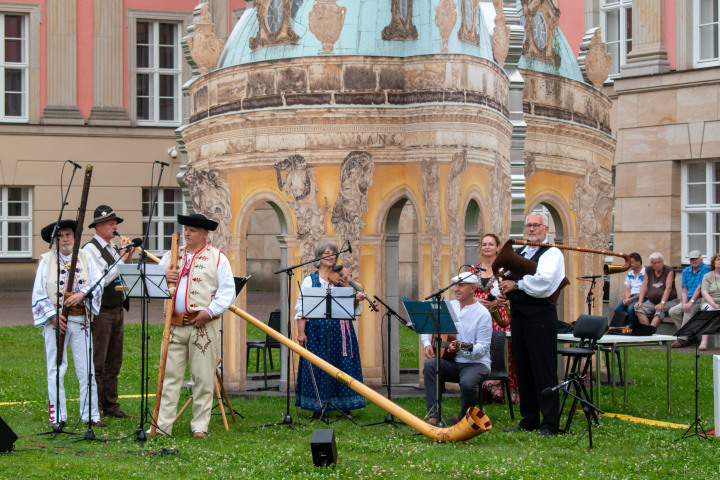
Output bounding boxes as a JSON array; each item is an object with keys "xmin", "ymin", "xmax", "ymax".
[
  {"xmin": 175, "ymin": 244, "xmax": 221, "ymax": 318},
  {"xmin": 42, "ymin": 249, "xmax": 92, "ymax": 312}
]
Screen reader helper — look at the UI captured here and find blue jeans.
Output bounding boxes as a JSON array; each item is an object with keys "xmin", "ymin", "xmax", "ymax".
[{"xmin": 615, "ymin": 299, "xmax": 638, "ymax": 325}]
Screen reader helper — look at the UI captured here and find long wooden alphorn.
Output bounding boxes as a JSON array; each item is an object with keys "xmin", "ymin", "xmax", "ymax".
[
  {"xmin": 57, "ymin": 165, "xmax": 93, "ymax": 365},
  {"xmin": 150, "ymin": 232, "xmax": 179, "ymax": 435}
]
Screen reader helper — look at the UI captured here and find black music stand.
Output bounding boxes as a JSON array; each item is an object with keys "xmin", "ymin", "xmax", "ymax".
[
  {"xmin": 301, "ymin": 285, "xmax": 356, "ymax": 425},
  {"xmin": 675, "ymin": 309, "xmax": 720, "ymax": 441},
  {"xmin": 403, "ymin": 299, "xmax": 458, "ymax": 427}
]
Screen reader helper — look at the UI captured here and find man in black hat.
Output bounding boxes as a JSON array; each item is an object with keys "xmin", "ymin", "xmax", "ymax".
[
  {"xmin": 82, "ymin": 205, "xmax": 136, "ymax": 419},
  {"xmin": 153, "ymin": 214, "xmax": 235, "ymax": 438},
  {"xmin": 32, "ymin": 220, "xmax": 105, "ymax": 427}
]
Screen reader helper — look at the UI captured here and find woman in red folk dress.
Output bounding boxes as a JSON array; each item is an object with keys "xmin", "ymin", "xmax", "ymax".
[{"xmin": 471, "ymin": 233, "xmax": 519, "ymax": 405}]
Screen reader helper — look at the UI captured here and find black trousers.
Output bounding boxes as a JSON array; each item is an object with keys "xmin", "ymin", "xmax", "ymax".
[
  {"xmin": 423, "ymin": 358, "xmax": 489, "ymax": 419},
  {"xmin": 510, "ymin": 304, "xmax": 560, "ymax": 432}
]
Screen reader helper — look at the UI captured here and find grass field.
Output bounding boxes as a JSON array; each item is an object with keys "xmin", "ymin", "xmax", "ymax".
[{"xmin": 1, "ymin": 323, "xmax": 719, "ymax": 479}]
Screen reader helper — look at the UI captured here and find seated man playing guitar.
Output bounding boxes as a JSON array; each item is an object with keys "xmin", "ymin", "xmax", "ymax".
[{"xmin": 421, "ymin": 272, "xmax": 493, "ymax": 425}]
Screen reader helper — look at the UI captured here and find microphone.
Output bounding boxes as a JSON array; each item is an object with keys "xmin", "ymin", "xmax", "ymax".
[
  {"xmin": 156, "ymin": 160, "xmax": 170, "ymax": 167},
  {"xmin": 68, "ymin": 160, "xmax": 82, "ymax": 169},
  {"xmin": 119, "ymin": 238, "xmax": 143, "ymax": 249},
  {"xmin": 469, "ymin": 263, "xmax": 486, "ymax": 272},
  {"xmin": 542, "ymin": 379, "xmax": 573, "ymax": 398},
  {"xmin": 578, "ymin": 275, "xmax": 603, "ymax": 279}
]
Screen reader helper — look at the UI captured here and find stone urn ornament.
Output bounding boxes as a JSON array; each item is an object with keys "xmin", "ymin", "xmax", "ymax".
[
  {"xmin": 435, "ymin": 0, "xmax": 457, "ymax": 52},
  {"xmin": 309, "ymin": 0, "xmax": 347, "ymax": 54},
  {"xmin": 185, "ymin": 3, "xmax": 225, "ymax": 75}
]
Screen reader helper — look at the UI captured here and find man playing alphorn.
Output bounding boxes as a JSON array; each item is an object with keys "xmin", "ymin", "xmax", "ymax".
[
  {"xmin": 155, "ymin": 214, "xmax": 235, "ymax": 438},
  {"xmin": 32, "ymin": 220, "xmax": 105, "ymax": 428}
]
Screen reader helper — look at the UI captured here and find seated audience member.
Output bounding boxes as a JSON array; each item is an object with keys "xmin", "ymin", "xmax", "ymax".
[
  {"xmin": 613, "ymin": 252, "xmax": 644, "ymax": 325},
  {"xmin": 699, "ymin": 253, "xmax": 720, "ymax": 350},
  {"xmin": 669, "ymin": 250, "xmax": 710, "ymax": 348},
  {"xmin": 634, "ymin": 252, "xmax": 679, "ymax": 330}
]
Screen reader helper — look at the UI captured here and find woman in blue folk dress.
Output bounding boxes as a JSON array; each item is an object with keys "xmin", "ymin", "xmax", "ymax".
[{"xmin": 294, "ymin": 241, "xmax": 366, "ymax": 417}]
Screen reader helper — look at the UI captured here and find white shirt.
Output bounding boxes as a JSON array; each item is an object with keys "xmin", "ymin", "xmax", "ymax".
[
  {"xmin": 517, "ymin": 245, "xmax": 566, "ymax": 299},
  {"xmin": 159, "ymin": 246, "xmax": 236, "ymax": 318},
  {"xmin": 82, "ymin": 234, "xmax": 124, "ymax": 287},
  {"xmin": 421, "ymin": 299, "xmax": 492, "ymax": 369}
]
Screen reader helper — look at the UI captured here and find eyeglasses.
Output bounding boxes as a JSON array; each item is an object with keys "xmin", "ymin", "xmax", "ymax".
[{"xmin": 524, "ymin": 223, "xmax": 544, "ymax": 229}]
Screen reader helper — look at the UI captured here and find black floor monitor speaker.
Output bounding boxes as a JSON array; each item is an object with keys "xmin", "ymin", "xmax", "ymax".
[
  {"xmin": 310, "ymin": 428, "xmax": 337, "ymax": 467},
  {"xmin": 0, "ymin": 415, "xmax": 18, "ymax": 453}
]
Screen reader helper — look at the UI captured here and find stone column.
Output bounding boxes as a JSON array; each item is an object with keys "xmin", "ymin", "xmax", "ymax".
[
  {"xmin": 208, "ymin": 0, "xmax": 230, "ymax": 42},
  {"xmin": 41, "ymin": 0, "xmax": 84, "ymax": 124},
  {"xmin": 620, "ymin": 0, "xmax": 670, "ymax": 77},
  {"xmin": 88, "ymin": 0, "xmax": 130, "ymax": 126},
  {"xmin": 385, "ymin": 233, "xmax": 400, "ymax": 384}
]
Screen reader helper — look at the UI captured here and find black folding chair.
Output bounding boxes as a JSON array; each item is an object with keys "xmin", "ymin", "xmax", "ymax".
[
  {"xmin": 246, "ymin": 309, "xmax": 282, "ymax": 376},
  {"xmin": 600, "ymin": 311, "xmax": 627, "ymax": 385},
  {"xmin": 479, "ymin": 330, "xmax": 514, "ymax": 419},
  {"xmin": 557, "ymin": 314, "xmax": 607, "ymax": 433}
]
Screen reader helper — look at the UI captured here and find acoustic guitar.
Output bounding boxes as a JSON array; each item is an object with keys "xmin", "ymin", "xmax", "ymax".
[{"xmin": 433, "ymin": 334, "xmax": 473, "ymax": 361}]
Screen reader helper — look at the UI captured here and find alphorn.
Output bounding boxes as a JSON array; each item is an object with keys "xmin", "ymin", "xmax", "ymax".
[
  {"xmin": 510, "ymin": 239, "xmax": 632, "ymax": 273},
  {"xmin": 57, "ymin": 165, "xmax": 93, "ymax": 365},
  {"xmin": 226, "ymin": 305, "xmax": 492, "ymax": 442},
  {"xmin": 150, "ymin": 232, "xmax": 179, "ymax": 435}
]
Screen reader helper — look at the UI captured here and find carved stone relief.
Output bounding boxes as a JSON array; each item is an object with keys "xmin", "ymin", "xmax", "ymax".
[
  {"xmin": 183, "ymin": 166, "xmax": 233, "ymax": 251},
  {"xmin": 185, "ymin": 3, "xmax": 225, "ymax": 75},
  {"xmin": 446, "ymin": 150, "xmax": 468, "ymax": 271},
  {"xmin": 308, "ymin": 0, "xmax": 347, "ymax": 54},
  {"xmin": 330, "ymin": 151, "xmax": 375, "ymax": 275},
  {"xmin": 382, "ymin": 0, "xmax": 418, "ymax": 41},
  {"xmin": 491, "ymin": 0, "xmax": 511, "ymax": 67},
  {"xmin": 569, "ymin": 162, "xmax": 614, "ymax": 273},
  {"xmin": 525, "ymin": 153, "xmax": 537, "ymax": 178},
  {"xmin": 458, "ymin": 0, "xmax": 480, "ymax": 46},
  {"xmin": 274, "ymin": 154, "xmax": 326, "ymax": 278},
  {"xmin": 487, "ymin": 152, "xmax": 512, "ymax": 238},
  {"xmin": 249, "ymin": 0, "xmax": 300, "ymax": 51},
  {"xmin": 521, "ymin": 0, "xmax": 561, "ymax": 66},
  {"xmin": 421, "ymin": 158, "xmax": 442, "ymax": 291},
  {"xmin": 435, "ymin": 0, "xmax": 457, "ymax": 53},
  {"xmin": 584, "ymin": 28, "xmax": 612, "ymax": 89}
]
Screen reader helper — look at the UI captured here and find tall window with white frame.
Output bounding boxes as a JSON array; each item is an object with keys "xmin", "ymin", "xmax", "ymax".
[
  {"xmin": 0, "ymin": 186, "xmax": 31, "ymax": 257},
  {"xmin": 683, "ymin": 161, "xmax": 720, "ymax": 261},
  {"xmin": 136, "ymin": 21, "xmax": 181, "ymax": 125},
  {"xmin": 600, "ymin": 0, "xmax": 632, "ymax": 78},
  {"xmin": 1, "ymin": 13, "xmax": 28, "ymax": 122},
  {"xmin": 696, "ymin": 0, "xmax": 720, "ymax": 66},
  {"xmin": 142, "ymin": 188, "xmax": 186, "ymax": 255}
]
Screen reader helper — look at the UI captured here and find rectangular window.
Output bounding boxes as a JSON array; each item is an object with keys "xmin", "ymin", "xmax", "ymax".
[
  {"xmin": 697, "ymin": 0, "xmax": 720, "ymax": 65},
  {"xmin": 0, "ymin": 13, "xmax": 28, "ymax": 122},
  {"xmin": 135, "ymin": 21, "xmax": 181, "ymax": 126},
  {"xmin": 0, "ymin": 186, "xmax": 31, "ymax": 256},
  {"xmin": 142, "ymin": 188, "xmax": 186, "ymax": 254},
  {"xmin": 682, "ymin": 160, "xmax": 720, "ymax": 262},
  {"xmin": 601, "ymin": 0, "xmax": 633, "ymax": 78}
]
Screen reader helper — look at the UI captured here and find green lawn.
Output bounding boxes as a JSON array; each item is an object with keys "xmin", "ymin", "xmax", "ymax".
[{"xmin": 1, "ymin": 323, "xmax": 718, "ymax": 479}]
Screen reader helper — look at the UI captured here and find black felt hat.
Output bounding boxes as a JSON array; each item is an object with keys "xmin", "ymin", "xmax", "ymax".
[
  {"xmin": 89, "ymin": 205, "xmax": 124, "ymax": 228},
  {"xmin": 178, "ymin": 213, "xmax": 218, "ymax": 231},
  {"xmin": 41, "ymin": 220, "xmax": 77, "ymax": 243}
]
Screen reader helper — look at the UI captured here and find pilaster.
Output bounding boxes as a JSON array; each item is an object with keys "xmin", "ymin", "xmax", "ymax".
[{"xmin": 620, "ymin": 0, "xmax": 670, "ymax": 77}]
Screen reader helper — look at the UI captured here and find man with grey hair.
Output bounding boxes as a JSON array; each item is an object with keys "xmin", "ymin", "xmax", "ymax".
[
  {"xmin": 499, "ymin": 212, "xmax": 566, "ymax": 436},
  {"xmin": 634, "ymin": 252, "xmax": 679, "ymax": 330},
  {"xmin": 421, "ymin": 271, "xmax": 492, "ymax": 426},
  {"xmin": 668, "ymin": 250, "xmax": 710, "ymax": 348}
]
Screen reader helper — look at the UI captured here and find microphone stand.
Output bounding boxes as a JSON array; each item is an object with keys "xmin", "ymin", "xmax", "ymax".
[
  {"xmin": 36, "ymin": 161, "xmax": 81, "ymax": 439},
  {"xmin": 361, "ymin": 295, "xmax": 413, "ymax": 428},
  {"xmin": 555, "ymin": 382, "xmax": 604, "ymax": 449},
  {"xmin": 263, "ymin": 245, "xmax": 351, "ymax": 430}
]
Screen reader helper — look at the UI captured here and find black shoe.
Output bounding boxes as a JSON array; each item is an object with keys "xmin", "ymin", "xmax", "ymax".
[
  {"xmin": 104, "ymin": 408, "xmax": 136, "ymax": 419},
  {"xmin": 537, "ymin": 428, "xmax": 557, "ymax": 436},
  {"xmin": 503, "ymin": 424, "xmax": 537, "ymax": 433},
  {"xmin": 87, "ymin": 419, "xmax": 107, "ymax": 428}
]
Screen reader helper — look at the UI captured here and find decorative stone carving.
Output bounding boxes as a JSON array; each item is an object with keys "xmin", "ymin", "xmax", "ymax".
[
  {"xmin": 569, "ymin": 162, "xmax": 614, "ymax": 273},
  {"xmin": 487, "ymin": 152, "xmax": 512, "ymax": 238},
  {"xmin": 382, "ymin": 0, "xmax": 418, "ymax": 41},
  {"xmin": 308, "ymin": 0, "xmax": 347, "ymax": 54},
  {"xmin": 446, "ymin": 150, "xmax": 468, "ymax": 272},
  {"xmin": 581, "ymin": 28, "xmax": 612, "ymax": 89},
  {"xmin": 183, "ymin": 166, "xmax": 233, "ymax": 251},
  {"xmin": 275, "ymin": 154, "xmax": 326, "ymax": 278},
  {"xmin": 185, "ymin": 3, "xmax": 225, "ymax": 75},
  {"xmin": 435, "ymin": 0, "xmax": 457, "ymax": 53},
  {"xmin": 491, "ymin": 0, "xmax": 511, "ymax": 67},
  {"xmin": 521, "ymin": 0, "xmax": 561, "ymax": 67},
  {"xmin": 421, "ymin": 158, "xmax": 442, "ymax": 290},
  {"xmin": 525, "ymin": 153, "xmax": 537, "ymax": 178},
  {"xmin": 458, "ymin": 0, "xmax": 479, "ymax": 46},
  {"xmin": 330, "ymin": 151, "xmax": 375, "ymax": 275},
  {"xmin": 249, "ymin": 0, "xmax": 300, "ymax": 51}
]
